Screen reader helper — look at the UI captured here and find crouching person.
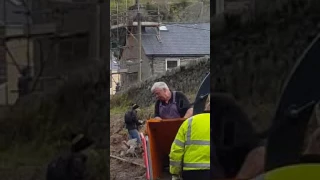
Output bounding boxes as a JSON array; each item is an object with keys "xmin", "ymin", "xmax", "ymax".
[
  {"xmin": 46, "ymin": 134, "xmax": 94, "ymax": 180},
  {"xmin": 124, "ymin": 103, "xmax": 143, "ymax": 144},
  {"xmin": 169, "ymin": 102, "xmax": 210, "ymax": 180}
]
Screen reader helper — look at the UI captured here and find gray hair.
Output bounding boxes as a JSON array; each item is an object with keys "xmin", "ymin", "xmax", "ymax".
[{"xmin": 151, "ymin": 82, "xmax": 169, "ymax": 92}]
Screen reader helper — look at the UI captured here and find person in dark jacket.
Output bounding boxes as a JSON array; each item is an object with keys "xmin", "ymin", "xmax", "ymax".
[
  {"xmin": 115, "ymin": 83, "xmax": 121, "ymax": 93},
  {"xmin": 17, "ymin": 67, "xmax": 32, "ymax": 98},
  {"xmin": 46, "ymin": 134, "xmax": 94, "ymax": 180},
  {"xmin": 124, "ymin": 104, "xmax": 143, "ymax": 144}
]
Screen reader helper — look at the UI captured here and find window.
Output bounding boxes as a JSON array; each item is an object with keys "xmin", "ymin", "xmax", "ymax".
[
  {"xmin": 165, "ymin": 58, "xmax": 180, "ymax": 71},
  {"xmin": 159, "ymin": 26, "xmax": 168, "ymax": 31}
]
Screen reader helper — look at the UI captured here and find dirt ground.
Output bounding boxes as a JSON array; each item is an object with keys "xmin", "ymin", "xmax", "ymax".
[
  {"xmin": 110, "ymin": 113, "xmax": 147, "ymax": 180},
  {"xmin": 110, "ymin": 158, "xmax": 145, "ymax": 180},
  {"xmin": 110, "ymin": 111, "xmax": 174, "ymax": 180}
]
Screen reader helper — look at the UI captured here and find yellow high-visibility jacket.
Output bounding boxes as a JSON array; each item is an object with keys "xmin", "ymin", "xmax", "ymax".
[
  {"xmin": 169, "ymin": 113, "xmax": 210, "ymax": 175},
  {"xmin": 253, "ymin": 164, "xmax": 320, "ymax": 180}
]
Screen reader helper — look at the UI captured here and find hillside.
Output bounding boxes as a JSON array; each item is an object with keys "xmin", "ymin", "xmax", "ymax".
[
  {"xmin": 110, "ymin": 59, "xmax": 209, "ymax": 179},
  {"xmin": 110, "ymin": 0, "xmax": 210, "ymax": 23},
  {"xmin": 212, "ymin": 2, "xmax": 320, "ymax": 132}
]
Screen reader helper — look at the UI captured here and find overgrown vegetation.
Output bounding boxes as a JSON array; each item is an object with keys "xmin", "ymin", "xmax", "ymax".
[
  {"xmin": 110, "ymin": 0, "xmax": 209, "ymax": 22},
  {"xmin": 211, "ymin": 0, "xmax": 320, "ymax": 133},
  {"xmin": 110, "ymin": 92, "xmax": 196, "ymax": 119},
  {"xmin": 0, "ymin": 61, "xmax": 109, "ymax": 179}
]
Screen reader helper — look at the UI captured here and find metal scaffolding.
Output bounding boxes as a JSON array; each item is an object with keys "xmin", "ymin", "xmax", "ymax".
[
  {"xmin": 110, "ymin": 0, "xmax": 163, "ymax": 83},
  {"xmin": 1, "ymin": 1, "xmax": 96, "ymax": 105}
]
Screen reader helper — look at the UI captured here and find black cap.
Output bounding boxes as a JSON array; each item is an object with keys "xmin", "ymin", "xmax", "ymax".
[
  {"xmin": 132, "ymin": 103, "xmax": 139, "ymax": 110},
  {"xmin": 71, "ymin": 134, "xmax": 94, "ymax": 153}
]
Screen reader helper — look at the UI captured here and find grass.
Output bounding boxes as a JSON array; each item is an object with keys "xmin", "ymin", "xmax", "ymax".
[
  {"xmin": 86, "ymin": 149, "xmax": 109, "ymax": 180},
  {"xmin": 0, "ymin": 143, "xmax": 56, "ymax": 168},
  {"xmin": 110, "ymin": 94, "xmax": 131, "ymax": 114},
  {"xmin": 0, "ymin": 61, "xmax": 110, "ymax": 179},
  {"xmin": 0, "ymin": 144, "xmax": 108, "ymax": 180},
  {"xmin": 110, "ymin": 102, "xmax": 154, "ymax": 120}
]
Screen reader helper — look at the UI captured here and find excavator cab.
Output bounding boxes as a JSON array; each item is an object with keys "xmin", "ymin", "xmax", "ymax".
[
  {"xmin": 140, "ymin": 72, "xmax": 210, "ymax": 180},
  {"xmin": 250, "ymin": 33, "xmax": 320, "ymax": 179}
]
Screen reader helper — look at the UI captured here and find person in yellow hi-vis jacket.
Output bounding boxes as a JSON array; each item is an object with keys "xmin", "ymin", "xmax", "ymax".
[{"xmin": 169, "ymin": 102, "xmax": 210, "ymax": 180}]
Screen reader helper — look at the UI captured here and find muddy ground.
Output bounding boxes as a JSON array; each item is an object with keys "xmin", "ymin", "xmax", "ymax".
[
  {"xmin": 109, "ymin": 92, "xmax": 197, "ymax": 180},
  {"xmin": 110, "ymin": 113, "xmax": 146, "ymax": 180}
]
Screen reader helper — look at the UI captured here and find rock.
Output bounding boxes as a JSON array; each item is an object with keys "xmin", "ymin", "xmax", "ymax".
[
  {"xmin": 119, "ymin": 139, "xmax": 143, "ymax": 158},
  {"xmin": 127, "ymin": 139, "xmax": 138, "ymax": 147},
  {"xmin": 111, "ymin": 134, "xmax": 123, "ymax": 144},
  {"xmin": 121, "ymin": 141, "xmax": 130, "ymax": 151},
  {"xmin": 119, "ymin": 151, "xmax": 125, "ymax": 157}
]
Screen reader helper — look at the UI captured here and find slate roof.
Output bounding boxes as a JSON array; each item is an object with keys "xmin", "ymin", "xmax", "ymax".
[
  {"xmin": 141, "ymin": 23, "xmax": 210, "ymax": 56},
  {"xmin": 0, "ymin": 0, "xmax": 29, "ymax": 25}
]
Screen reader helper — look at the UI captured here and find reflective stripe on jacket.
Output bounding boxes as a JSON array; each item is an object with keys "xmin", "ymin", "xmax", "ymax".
[{"xmin": 169, "ymin": 113, "xmax": 210, "ymax": 175}]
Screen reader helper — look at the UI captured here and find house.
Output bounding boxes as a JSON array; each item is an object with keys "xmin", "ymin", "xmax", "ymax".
[
  {"xmin": 29, "ymin": 1, "xmax": 110, "ymax": 93},
  {"xmin": 0, "ymin": 0, "xmax": 35, "ymax": 105},
  {"xmin": 110, "ymin": 54, "xmax": 120, "ymax": 96},
  {"xmin": 120, "ymin": 23, "xmax": 210, "ymax": 86},
  {"xmin": 0, "ymin": 0, "xmax": 109, "ymax": 105}
]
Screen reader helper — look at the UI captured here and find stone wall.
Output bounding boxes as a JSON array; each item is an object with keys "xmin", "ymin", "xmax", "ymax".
[
  {"xmin": 112, "ymin": 58, "xmax": 210, "ymax": 108},
  {"xmin": 212, "ymin": 4, "xmax": 320, "ymax": 131},
  {"xmin": 151, "ymin": 56, "xmax": 208, "ymax": 76}
]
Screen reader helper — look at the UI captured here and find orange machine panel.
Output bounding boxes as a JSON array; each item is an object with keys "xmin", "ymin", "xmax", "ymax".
[{"xmin": 146, "ymin": 118, "xmax": 187, "ymax": 179}]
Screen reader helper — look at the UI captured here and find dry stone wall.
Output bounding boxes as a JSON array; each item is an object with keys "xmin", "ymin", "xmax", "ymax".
[{"xmin": 114, "ymin": 58, "xmax": 210, "ymax": 107}]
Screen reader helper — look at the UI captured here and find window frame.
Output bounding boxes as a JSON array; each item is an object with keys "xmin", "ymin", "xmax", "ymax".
[{"xmin": 165, "ymin": 58, "xmax": 180, "ymax": 71}]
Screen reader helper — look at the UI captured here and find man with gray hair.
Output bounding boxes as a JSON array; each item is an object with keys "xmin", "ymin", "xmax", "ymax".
[{"xmin": 151, "ymin": 82, "xmax": 193, "ymax": 120}]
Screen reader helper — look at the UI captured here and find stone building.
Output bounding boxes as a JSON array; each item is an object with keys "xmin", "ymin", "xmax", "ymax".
[
  {"xmin": 120, "ymin": 23, "xmax": 210, "ymax": 86},
  {"xmin": 110, "ymin": 56, "xmax": 120, "ymax": 95},
  {"xmin": 0, "ymin": 0, "xmax": 35, "ymax": 105},
  {"xmin": 0, "ymin": 0, "xmax": 109, "ymax": 105}
]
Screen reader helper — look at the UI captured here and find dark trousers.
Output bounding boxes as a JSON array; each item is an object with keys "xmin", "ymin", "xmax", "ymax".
[
  {"xmin": 182, "ymin": 170, "xmax": 210, "ymax": 180},
  {"xmin": 128, "ymin": 129, "xmax": 141, "ymax": 143}
]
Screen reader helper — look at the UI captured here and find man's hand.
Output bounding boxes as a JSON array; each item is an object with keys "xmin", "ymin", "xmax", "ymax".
[
  {"xmin": 183, "ymin": 108, "xmax": 193, "ymax": 119},
  {"xmin": 137, "ymin": 120, "xmax": 145, "ymax": 126},
  {"xmin": 154, "ymin": 116, "xmax": 162, "ymax": 120},
  {"xmin": 172, "ymin": 175, "xmax": 180, "ymax": 180}
]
